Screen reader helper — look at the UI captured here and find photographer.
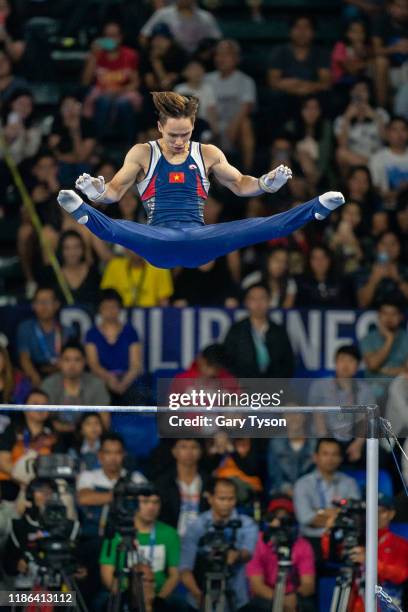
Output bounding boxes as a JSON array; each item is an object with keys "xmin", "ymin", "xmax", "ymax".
[
  {"xmin": 293, "ymin": 438, "xmax": 360, "ymax": 562},
  {"xmin": 100, "ymin": 484, "xmax": 182, "ymax": 611},
  {"xmin": 348, "ymin": 494, "xmax": 408, "ymax": 611},
  {"xmin": 246, "ymin": 496, "xmax": 315, "ymax": 612},
  {"xmin": 3, "ymin": 478, "xmax": 80, "ymax": 584},
  {"xmin": 180, "ymin": 477, "xmax": 258, "ymax": 611}
]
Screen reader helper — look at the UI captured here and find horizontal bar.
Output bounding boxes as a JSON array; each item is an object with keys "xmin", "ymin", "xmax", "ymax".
[{"xmin": 0, "ymin": 404, "xmax": 378, "ymax": 413}]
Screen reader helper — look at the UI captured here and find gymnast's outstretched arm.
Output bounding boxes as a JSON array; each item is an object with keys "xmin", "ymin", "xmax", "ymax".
[
  {"xmin": 203, "ymin": 143, "xmax": 293, "ymax": 198},
  {"xmin": 75, "ymin": 143, "xmax": 149, "ymax": 204}
]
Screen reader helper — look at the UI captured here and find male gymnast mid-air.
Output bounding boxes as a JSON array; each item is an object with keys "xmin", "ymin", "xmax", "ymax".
[{"xmin": 57, "ymin": 92, "xmax": 345, "ymax": 269}]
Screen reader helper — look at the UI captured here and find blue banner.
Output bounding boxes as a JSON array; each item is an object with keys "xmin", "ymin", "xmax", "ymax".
[{"xmin": 0, "ymin": 305, "xmax": 390, "ymax": 378}]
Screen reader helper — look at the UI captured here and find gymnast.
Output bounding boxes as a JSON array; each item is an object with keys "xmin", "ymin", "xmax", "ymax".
[{"xmin": 57, "ymin": 91, "xmax": 345, "ymax": 269}]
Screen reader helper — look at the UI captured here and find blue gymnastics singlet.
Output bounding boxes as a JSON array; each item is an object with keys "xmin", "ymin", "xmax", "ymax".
[{"xmin": 136, "ymin": 140, "xmax": 210, "ymax": 226}]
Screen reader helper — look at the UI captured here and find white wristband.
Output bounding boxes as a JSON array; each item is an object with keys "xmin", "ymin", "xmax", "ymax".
[
  {"xmin": 258, "ymin": 174, "xmax": 275, "ymax": 193},
  {"xmin": 90, "ymin": 188, "xmax": 107, "ymax": 202}
]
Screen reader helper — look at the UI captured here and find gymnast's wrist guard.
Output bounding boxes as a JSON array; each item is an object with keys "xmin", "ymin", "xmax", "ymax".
[
  {"xmin": 258, "ymin": 174, "xmax": 275, "ymax": 193},
  {"xmin": 89, "ymin": 188, "xmax": 107, "ymax": 202}
]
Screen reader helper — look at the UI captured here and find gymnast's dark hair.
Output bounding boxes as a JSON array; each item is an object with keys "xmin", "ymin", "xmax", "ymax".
[{"xmin": 151, "ymin": 91, "xmax": 199, "ymax": 124}]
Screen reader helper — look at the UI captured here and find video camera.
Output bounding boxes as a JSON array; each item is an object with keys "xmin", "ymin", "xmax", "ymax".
[
  {"xmin": 330, "ymin": 498, "xmax": 366, "ymax": 566},
  {"xmin": 194, "ymin": 519, "xmax": 242, "ymax": 588},
  {"xmin": 262, "ymin": 515, "xmax": 298, "ymax": 565},
  {"xmin": 106, "ymin": 478, "xmax": 158, "ymax": 539},
  {"xmin": 24, "ymin": 455, "xmax": 80, "ymax": 585}
]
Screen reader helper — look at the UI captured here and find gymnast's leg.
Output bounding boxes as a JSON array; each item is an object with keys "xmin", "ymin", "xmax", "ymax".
[
  {"xmin": 183, "ymin": 192, "xmax": 345, "ymax": 266},
  {"xmin": 56, "ymin": 190, "xmax": 183, "ymax": 268}
]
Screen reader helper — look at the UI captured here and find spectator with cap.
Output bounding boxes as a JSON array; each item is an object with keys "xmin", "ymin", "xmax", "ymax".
[
  {"xmin": 348, "ymin": 493, "xmax": 408, "ymax": 611},
  {"xmin": 246, "ymin": 495, "xmax": 315, "ymax": 612},
  {"xmin": 140, "ymin": 0, "xmax": 221, "ymax": 55}
]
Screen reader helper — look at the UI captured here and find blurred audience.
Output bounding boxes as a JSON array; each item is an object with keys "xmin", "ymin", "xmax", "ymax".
[{"xmin": 140, "ymin": 0, "xmax": 221, "ymax": 54}]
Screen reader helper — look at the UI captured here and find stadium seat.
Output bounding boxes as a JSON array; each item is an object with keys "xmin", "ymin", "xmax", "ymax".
[
  {"xmin": 390, "ymin": 523, "xmax": 408, "ymax": 539},
  {"xmin": 342, "ymin": 468, "xmax": 394, "ymax": 498}
]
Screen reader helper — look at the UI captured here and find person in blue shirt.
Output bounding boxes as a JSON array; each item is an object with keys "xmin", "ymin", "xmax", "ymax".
[
  {"xmin": 17, "ymin": 285, "xmax": 74, "ymax": 387},
  {"xmin": 85, "ymin": 289, "xmax": 142, "ymax": 403},
  {"xmin": 56, "ymin": 91, "xmax": 345, "ymax": 269},
  {"xmin": 180, "ymin": 477, "xmax": 258, "ymax": 611},
  {"xmin": 360, "ymin": 300, "xmax": 408, "ymax": 401}
]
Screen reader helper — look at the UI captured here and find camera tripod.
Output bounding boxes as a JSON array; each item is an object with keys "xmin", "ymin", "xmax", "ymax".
[
  {"xmin": 329, "ymin": 566, "xmax": 358, "ymax": 612},
  {"xmin": 272, "ymin": 549, "xmax": 292, "ymax": 612},
  {"xmin": 202, "ymin": 570, "xmax": 236, "ymax": 612},
  {"xmin": 107, "ymin": 533, "xmax": 147, "ymax": 612},
  {"xmin": 13, "ymin": 565, "xmax": 88, "ymax": 612}
]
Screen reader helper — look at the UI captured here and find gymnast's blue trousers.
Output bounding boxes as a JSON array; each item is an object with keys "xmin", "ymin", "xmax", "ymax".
[{"xmin": 72, "ymin": 197, "xmax": 328, "ymax": 268}]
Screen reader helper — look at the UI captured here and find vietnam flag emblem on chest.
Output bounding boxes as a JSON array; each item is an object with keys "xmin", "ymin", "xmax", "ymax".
[{"xmin": 169, "ymin": 172, "xmax": 185, "ymax": 183}]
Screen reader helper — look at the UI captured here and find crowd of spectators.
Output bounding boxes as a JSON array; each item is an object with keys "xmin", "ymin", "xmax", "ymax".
[{"xmin": 0, "ymin": 0, "xmax": 407, "ymax": 610}]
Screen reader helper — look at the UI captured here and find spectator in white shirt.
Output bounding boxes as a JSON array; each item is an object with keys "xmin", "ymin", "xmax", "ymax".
[
  {"xmin": 205, "ymin": 39, "xmax": 257, "ymax": 171},
  {"xmin": 370, "ymin": 116, "xmax": 408, "ymax": 207},
  {"xmin": 140, "ymin": 0, "xmax": 221, "ymax": 54}
]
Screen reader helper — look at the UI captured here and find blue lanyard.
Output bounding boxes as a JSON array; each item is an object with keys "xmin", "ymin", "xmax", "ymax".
[
  {"xmin": 316, "ymin": 477, "xmax": 338, "ymax": 508},
  {"xmin": 147, "ymin": 526, "xmax": 156, "ymax": 565},
  {"xmin": 34, "ymin": 323, "xmax": 60, "ymax": 363},
  {"xmin": 317, "ymin": 478, "xmax": 327, "ymax": 508}
]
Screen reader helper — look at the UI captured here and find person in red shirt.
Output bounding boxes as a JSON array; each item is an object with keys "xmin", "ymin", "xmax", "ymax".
[
  {"xmin": 82, "ymin": 21, "xmax": 142, "ymax": 145},
  {"xmin": 349, "ymin": 493, "xmax": 408, "ymax": 611},
  {"xmin": 170, "ymin": 343, "xmax": 240, "ymax": 398}
]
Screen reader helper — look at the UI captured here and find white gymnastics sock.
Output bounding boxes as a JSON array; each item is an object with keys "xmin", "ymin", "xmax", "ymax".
[
  {"xmin": 57, "ymin": 190, "xmax": 88, "ymax": 224},
  {"xmin": 315, "ymin": 191, "xmax": 345, "ymax": 220}
]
